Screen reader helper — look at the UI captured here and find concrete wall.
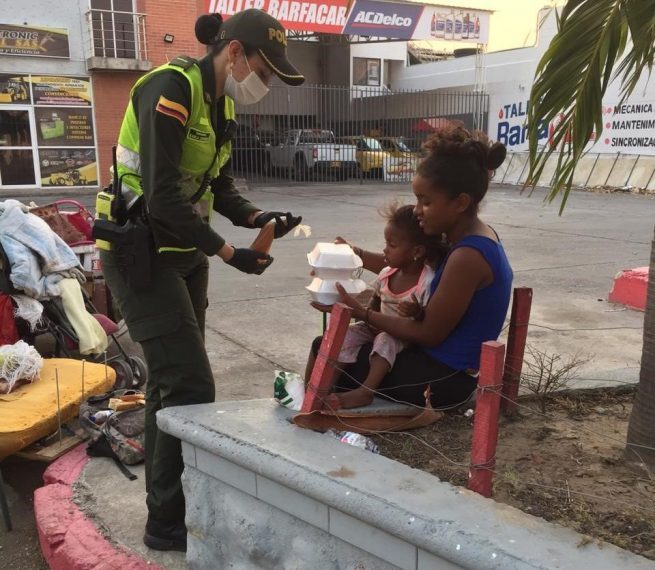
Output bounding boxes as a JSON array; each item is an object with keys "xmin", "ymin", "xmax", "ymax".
[
  {"xmin": 158, "ymin": 399, "xmax": 654, "ymax": 570},
  {"xmin": 495, "ymin": 152, "xmax": 655, "ymax": 191}
]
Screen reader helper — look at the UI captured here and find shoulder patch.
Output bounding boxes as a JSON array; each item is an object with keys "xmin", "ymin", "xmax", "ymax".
[
  {"xmin": 169, "ymin": 56, "xmax": 197, "ymax": 70},
  {"xmin": 155, "ymin": 95, "xmax": 189, "ymax": 126}
]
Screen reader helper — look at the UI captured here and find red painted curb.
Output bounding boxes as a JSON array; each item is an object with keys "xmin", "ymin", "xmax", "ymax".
[
  {"xmin": 34, "ymin": 445, "xmax": 161, "ymax": 570},
  {"xmin": 43, "ymin": 443, "xmax": 89, "ymax": 486},
  {"xmin": 608, "ymin": 267, "xmax": 648, "ymax": 311}
]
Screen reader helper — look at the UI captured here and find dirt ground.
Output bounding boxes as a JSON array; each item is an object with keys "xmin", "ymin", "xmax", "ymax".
[{"xmin": 372, "ymin": 389, "xmax": 655, "ymax": 561}]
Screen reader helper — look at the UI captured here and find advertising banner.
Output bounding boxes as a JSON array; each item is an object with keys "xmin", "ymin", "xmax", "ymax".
[
  {"xmin": 35, "ymin": 107, "xmax": 95, "ymax": 147},
  {"xmin": 0, "ymin": 24, "xmax": 69, "ymax": 58},
  {"xmin": 207, "ymin": 0, "xmax": 350, "ymax": 34},
  {"xmin": 343, "ymin": 0, "xmax": 422, "ymax": 40},
  {"xmin": 31, "ymin": 76, "xmax": 92, "ymax": 106},
  {"xmin": 0, "ymin": 74, "xmax": 30, "ymax": 104},
  {"xmin": 491, "ymin": 94, "xmax": 655, "ymax": 156},
  {"xmin": 204, "ymin": 0, "xmax": 490, "ymax": 41},
  {"xmin": 592, "ymin": 101, "xmax": 655, "ymax": 154},
  {"xmin": 415, "ymin": 6, "xmax": 489, "ymax": 45},
  {"xmin": 39, "ymin": 148, "xmax": 97, "ymax": 187}
]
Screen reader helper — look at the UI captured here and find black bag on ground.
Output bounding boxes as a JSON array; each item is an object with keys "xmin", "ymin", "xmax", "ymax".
[{"xmin": 79, "ymin": 389, "xmax": 145, "ymax": 480}]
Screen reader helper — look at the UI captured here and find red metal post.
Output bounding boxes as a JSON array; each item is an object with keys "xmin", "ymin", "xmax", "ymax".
[
  {"xmin": 468, "ymin": 340, "xmax": 505, "ymax": 498},
  {"xmin": 301, "ymin": 303, "xmax": 353, "ymax": 413},
  {"xmin": 501, "ymin": 287, "xmax": 532, "ymax": 415}
]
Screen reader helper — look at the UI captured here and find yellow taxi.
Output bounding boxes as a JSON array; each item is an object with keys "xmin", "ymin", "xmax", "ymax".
[
  {"xmin": 376, "ymin": 136, "xmax": 417, "ymax": 159},
  {"xmin": 340, "ymin": 136, "xmax": 390, "ymax": 178},
  {"xmin": 375, "ymin": 137, "xmax": 419, "ymax": 181}
]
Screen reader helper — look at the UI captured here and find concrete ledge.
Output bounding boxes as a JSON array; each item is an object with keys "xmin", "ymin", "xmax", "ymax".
[
  {"xmin": 158, "ymin": 399, "xmax": 653, "ymax": 570},
  {"xmin": 609, "ymin": 267, "xmax": 648, "ymax": 311},
  {"xmin": 86, "ymin": 56, "xmax": 152, "ymax": 72},
  {"xmin": 34, "ymin": 444, "xmax": 159, "ymax": 570}
]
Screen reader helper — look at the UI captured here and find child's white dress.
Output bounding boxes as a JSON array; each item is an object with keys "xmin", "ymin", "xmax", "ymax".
[{"xmin": 338, "ymin": 265, "xmax": 435, "ymax": 366}]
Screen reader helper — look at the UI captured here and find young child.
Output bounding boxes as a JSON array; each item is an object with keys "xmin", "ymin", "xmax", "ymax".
[{"xmin": 319, "ymin": 204, "xmax": 447, "ymax": 410}]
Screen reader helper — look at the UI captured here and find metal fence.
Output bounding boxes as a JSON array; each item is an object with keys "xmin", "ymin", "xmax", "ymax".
[
  {"xmin": 232, "ymin": 85, "xmax": 489, "ymax": 184},
  {"xmin": 86, "ymin": 8, "xmax": 148, "ymax": 61}
]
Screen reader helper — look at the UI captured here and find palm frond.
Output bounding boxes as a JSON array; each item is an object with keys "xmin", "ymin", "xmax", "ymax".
[{"xmin": 525, "ymin": 0, "xmax": 654, "ymax": 213}]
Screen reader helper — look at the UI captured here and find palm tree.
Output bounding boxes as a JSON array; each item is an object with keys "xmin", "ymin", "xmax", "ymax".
[{"xmin": 526, "ymin": 0, "xmax": 655, "ymax": 465}]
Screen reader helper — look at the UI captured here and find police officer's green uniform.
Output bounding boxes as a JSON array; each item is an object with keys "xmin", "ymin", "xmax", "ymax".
[
  {"xmin": 100, "ymin": 53, "xmax": 261, "ymax": 528},
  {"xmin": 100, "ymin": 9, "xmax": 305, "ymax": 550}
]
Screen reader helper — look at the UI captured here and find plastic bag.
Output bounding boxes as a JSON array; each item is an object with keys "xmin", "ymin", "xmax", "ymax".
[
  {"xmin": 273, "ymin": 370, "xmax": 305, "ymax": 411},
  {"xmin": 0, "ymin": 340, "xmax": 43, "ymax": 394}
]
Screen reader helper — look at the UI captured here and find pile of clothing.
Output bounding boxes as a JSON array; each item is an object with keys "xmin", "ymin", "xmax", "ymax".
[{"xmin": 0, "ymin": 199, "xmax": 108, "ymax": 382}]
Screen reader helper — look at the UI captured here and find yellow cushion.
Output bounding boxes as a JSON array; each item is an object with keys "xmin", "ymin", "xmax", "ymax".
[{"xmin": 0, "ymin": 359, "xmax": 116, "ymax": 460}]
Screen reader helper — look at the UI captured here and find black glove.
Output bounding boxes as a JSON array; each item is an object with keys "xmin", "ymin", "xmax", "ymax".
[
  {"xmin": 254, "ymin": 211, "xmax": 302, "ymax": 238},
  {"xmin": 226, "ymin": 248, "xmax": 274, "ymax": 275}
]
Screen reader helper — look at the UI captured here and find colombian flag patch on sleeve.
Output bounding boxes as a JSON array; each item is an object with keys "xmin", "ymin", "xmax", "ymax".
[{"xmin": 155, "ymin": 95, "xmax": 189, "ymax": 126}]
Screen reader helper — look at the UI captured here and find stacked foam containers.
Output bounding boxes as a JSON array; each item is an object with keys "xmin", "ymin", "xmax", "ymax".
[{"xmin": 306, "ymin": 243, "xmax": 366, "ymax": 305}]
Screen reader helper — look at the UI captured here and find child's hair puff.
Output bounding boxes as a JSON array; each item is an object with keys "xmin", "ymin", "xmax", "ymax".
[{"xmin": 380, "ymin": 202, "xmax": 448, "ymax": 264}]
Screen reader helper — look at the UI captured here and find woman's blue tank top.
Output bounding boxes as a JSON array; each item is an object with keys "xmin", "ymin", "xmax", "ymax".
[{"xmin": 424, "ymin": 235, "xmax": 513, "ymax": 370}]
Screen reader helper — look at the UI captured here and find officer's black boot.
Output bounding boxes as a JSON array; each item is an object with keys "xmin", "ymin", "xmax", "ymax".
[{"xmin": 143, "ymin": 516, "xmax": 187, "ymax": 552}]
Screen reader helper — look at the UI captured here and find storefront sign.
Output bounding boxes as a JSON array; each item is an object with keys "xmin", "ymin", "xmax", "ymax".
[
  {"xmin": 35, "ymin": 108, "xmax": 95, "ymax": 147},
  {"xmin": 0, "ymin": 74, "xmax": 30, "ymax": 104},
  {"xmin": 207, "ymin": 0, "xmax": 350, "ymax": 34},
  {"xmin": 491, "ymin": 94, "xmax": 655, "ymax": 156},
  {"xmin": 0, "ymin": 24, "xmax": 70, "ymax": 58},
  {"xmin": 31, "ymin": 76, "xmax": 91, "ymax": 106},
  {"xmin": 494, "ymin": 99, "xmax": 549, "ymax": 149},
  {"xmin": 595, "ymin": 101, "xmax": 655, "ymax": 154},
  {"xmin": 343, "ymin": 0, "xmax": 422, "ymax": 39},
  {"xmin": 204, "ymin": 0, "xmax": 490, "ymax": 41},
  {"xmin": 39, "ymin": 149, "xmax": 97, "ymax": 187}
]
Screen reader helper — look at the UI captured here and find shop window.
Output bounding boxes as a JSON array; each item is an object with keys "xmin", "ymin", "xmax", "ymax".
[
  {"xmin": 353, "ymin": 58, "xmax": 381, "ymax": 87},
  {"xmin": 0, "ymin": 110, "xmax": 35, "ymax": 185},
  {"xmin": 0, "ymin": 74, "xmax": 98, "ymax": 189},
  {"xmin": 90, "ymin": 0, "xmax": 138, "ymax": 59}
]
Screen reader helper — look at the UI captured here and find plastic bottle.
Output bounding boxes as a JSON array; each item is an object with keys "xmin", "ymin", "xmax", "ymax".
[
  {"xmin": 435, "ymin": 13, "xmax": 445, "ymax": 38},
  {"xmin": 325, "ymin": 429, "xmax": 380, "ymax": 453},
  {"xmin": 454, "ymin": 11, "xmax": 463, "ymax": 40},
  {"xmin": 445, "ymin": 12, "xmax": 454, "ymax": 40}
]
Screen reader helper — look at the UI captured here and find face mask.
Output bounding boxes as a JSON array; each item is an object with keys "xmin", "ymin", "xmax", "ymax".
[{"xmin": 224, "ymin": 53, "xmax": 269, "ymax": 105}]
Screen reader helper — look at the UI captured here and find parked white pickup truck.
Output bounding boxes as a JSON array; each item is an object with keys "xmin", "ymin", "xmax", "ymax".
[{"xmin": 268, "ymin": 129, "xmax": 358, "ymax": 180}]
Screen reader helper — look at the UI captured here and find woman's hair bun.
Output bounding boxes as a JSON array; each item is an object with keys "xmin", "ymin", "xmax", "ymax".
[
  {"xmin": 486, "ymin": 142, "xmax": 506, "ymax": 170},
  {"xmin": 195, "ymin": 13, "xmax": 223, "ymax": 45}
]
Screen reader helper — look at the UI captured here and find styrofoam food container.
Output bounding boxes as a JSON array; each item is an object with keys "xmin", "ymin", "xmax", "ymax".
[
  {"xmin": 309, "ymin": 266, "xmax": 358, "ymax": 280},
  {"xmin": 307, "ymin": 243, "xmax": 362, "ymax": 270},
  {"xmin": 306, "ymin": 278, "xmax": 367, "ymax": 306}
]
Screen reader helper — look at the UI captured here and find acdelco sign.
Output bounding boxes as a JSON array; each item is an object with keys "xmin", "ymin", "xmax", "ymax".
[
  {"xmin": 344, "ymin": 0, "xmax": 422, "ymax": 39},
  {"xmin": 353, "ymin": 11, "xmax": 413, "ymax": 28}
]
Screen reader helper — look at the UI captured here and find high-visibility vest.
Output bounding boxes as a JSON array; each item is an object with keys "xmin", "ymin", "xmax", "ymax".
[{"xmin": 115, "ymin": 56, "xmax": 234, "ymax": 252}]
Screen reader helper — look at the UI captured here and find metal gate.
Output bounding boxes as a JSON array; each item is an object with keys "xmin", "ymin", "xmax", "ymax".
[{"xmin": 232, "ymin": 85, "xmax": 489, "ymax": 185}]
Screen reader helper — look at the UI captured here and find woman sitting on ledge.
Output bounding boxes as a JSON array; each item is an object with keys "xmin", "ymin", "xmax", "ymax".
[{"xmin": 308, "ymin": 126, "xmax": 512, "ymax": 410}]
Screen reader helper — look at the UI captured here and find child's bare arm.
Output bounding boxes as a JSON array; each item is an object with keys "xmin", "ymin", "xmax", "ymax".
[{"xmin": 398, "ymin": 293, "xmax": 423, "ymax": 320}]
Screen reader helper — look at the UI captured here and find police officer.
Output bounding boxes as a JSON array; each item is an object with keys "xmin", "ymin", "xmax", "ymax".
[{"xmin": 99, "ymin": 9, "xmax": 304, "ymax": 552}]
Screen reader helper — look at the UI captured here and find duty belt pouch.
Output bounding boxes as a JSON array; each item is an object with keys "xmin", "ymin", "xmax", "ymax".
[
  {"xmin": 118, "ymin": 219, "xmax": 153, "ymax": 292},
  {"xmin": 92, "ymin": 219, "xmax": 154, "ymax": 291}
]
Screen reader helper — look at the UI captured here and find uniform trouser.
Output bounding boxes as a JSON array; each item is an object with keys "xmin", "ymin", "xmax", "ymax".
[{"xmin": 100, "ymin": 248, "xmax": 215, "ymax": 525}]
